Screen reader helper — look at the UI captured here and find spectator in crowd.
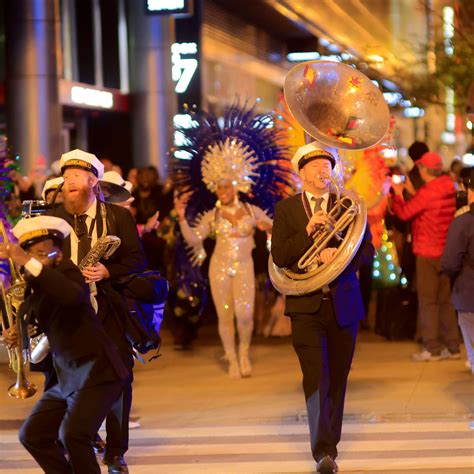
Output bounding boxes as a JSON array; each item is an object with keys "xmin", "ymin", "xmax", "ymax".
[
  {"xmin": 406, "ymin": 141, "xmax": 429, "ymax": 193},
  {"xmin": 391, "ymin": 151, "xmax": 460, "ymax": 361},
  {"xmin": 131, "ymin": 167, "xmax": 173, "ymax": 224},
  {"xmin": 28, "ymin": 155, "xmax": 49, "ymax": 198},
  {"xmin": 449, "ymin": 158, "xmax": 464, "ymax": 188},
  {"xmin": 131, "ymin": 167, "xmax": 173, "ymax": 272},
  {"xmin": 126, "ymin": 168, "xmax": 138, "ymax": 193},
  {"xmin": 100, "ymin": 157, "xmax": 115, "ymax": 173},
  {"xmin": 9, "ymin": 168, "xmax": 35, "ymax": 200},
  {"xmin": 41, "ymin": 177, "xmax": 64, "ymax": 204},
  {"xmin": 5, "ymin": 193, "xmax": 22, "ymax": 226},
  {"xmin": 441, "ymin": 167, "xmax": 474, "ymax": 373}
]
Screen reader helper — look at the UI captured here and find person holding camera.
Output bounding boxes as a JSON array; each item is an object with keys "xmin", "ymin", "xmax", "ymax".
[{"xmin": 391, "ymin": 152, "xmax": 459, "ymax": 361}]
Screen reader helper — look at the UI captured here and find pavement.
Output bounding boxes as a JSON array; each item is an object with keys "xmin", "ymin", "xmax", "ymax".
[{"xmin": 0, "ymin": 327, "xmax": 473, "ymax": 473}]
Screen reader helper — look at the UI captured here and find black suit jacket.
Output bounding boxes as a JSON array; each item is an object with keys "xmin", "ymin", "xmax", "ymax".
[
  {"xmin": 22, "ymin": 260, "xmax": 129, "ymax": 396},
  {"xmin": 49, "ymin": 202, "xmax": 148, "ymax": 356},
  {"xmin": 271, "ymin": 193, "xmax": 374, "ymax": 326},
  {"xmin": 49, "ymin": 202, "xmax": 147, "ymax": 281}
]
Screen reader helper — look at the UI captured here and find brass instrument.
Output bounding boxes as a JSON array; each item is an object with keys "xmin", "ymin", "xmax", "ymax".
[
  {"xmin": 78, "ymin": 235, "xmax": 121, "ymax": 271},
  {"xmin": 29, "ymin": 234, "xmax": 122, "ymax": 364},
  {"xmin": 0, "ymin": 220, "xmax": 37, "ymax": 399},
  {"xmin": 269, "ymin": 61, "xmax": 389, "ymax": 295}
]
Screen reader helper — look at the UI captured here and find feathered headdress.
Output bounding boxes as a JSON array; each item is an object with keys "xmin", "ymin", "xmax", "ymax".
[
  {"xmin": 173, "ymin": 102, "xmax": 295, "ymax": 222},
  {"xmin": 201, "ymin": 138, "xmax": 259, "ymax": 193}
]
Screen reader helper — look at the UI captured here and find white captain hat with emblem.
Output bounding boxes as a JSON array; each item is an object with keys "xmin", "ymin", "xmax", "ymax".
[
  {"xmin": 100, "ymin": 171, "xmax": 133, "ymax": 203},
  {"xmin": 41, "ymin": 177, "xmax": 64, "ymax": 200},
  {"xmin": 59, "ymin": 149, "xmax": 104, "ymax": 179},
  {"xmin": 291, "ymin": 141, "xmax": 337, "ymax": 173},
  {"xmin": 13, "ymin": 216, "xmax": 72, "ymax": 248}
]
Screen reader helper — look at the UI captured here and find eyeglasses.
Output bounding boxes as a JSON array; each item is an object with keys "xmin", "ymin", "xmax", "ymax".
[{"xmin": 27, "ymin": 250, "xmax": 58, "ymax": 260}]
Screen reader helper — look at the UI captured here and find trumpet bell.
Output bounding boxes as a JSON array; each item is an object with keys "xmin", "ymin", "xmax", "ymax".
[
  {"xmin": 8, "ymin": 379, "xmax": 37, "ymax": 399},
  {"xmin": 284, "ymin": 61, "xmax": 390, "ymax": 150}
]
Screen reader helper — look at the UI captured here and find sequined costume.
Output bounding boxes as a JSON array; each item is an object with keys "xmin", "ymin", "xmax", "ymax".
[
  {"xmin": 172, "ymin": 102, "xmax": 294, "ymax": 376},
  {"xmin": 180, "ymin": 202, "xmax": 272, "ymax": 362}
]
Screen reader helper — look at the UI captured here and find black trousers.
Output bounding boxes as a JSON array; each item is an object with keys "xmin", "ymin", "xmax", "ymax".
[
  {"xmin": 104, "ymin": 370, "xmax": 133, "ymax": 458},
  {"xmin": 19, "ymin": 380, "xmax": 124, "ymax": 474},
  {"xmin": 290, "ymin": 298, "xmax": 357, "ymax": 461},
  {"xmin": 102, "ymin": 311, "xmax": 135, "ymax": 459}
]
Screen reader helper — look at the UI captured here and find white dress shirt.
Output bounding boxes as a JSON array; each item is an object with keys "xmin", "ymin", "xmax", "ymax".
[
  {"xmin": 305, "ymin": 191, "xmax": 329, "ymax": 214},
  {"xmin": 70, "ymin": 199, "xmax": 98, "ymax": 265}
]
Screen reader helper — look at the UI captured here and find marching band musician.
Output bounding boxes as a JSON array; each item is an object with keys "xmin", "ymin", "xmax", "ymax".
[
  {"xmin": 42, "ymin": 176, "xmax": 64, "ymax": 204},
  {"xmin": 49, "ymin": 149, "xmax": 147, "ymax": 473},
  {"xmin": 0, "ymin": 215, "xmax": 128, "ymax": 474},
  {"xmin": 271, "ymin": 142, "xmax": 374, "ymax": 474}
]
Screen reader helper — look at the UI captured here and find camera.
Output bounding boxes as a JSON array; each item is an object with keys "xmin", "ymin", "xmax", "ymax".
[{"xmin": 391, "ymin": 174, "xmax": 406, "ymax": 185}]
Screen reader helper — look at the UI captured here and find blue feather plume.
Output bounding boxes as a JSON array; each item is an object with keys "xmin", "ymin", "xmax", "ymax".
[{"xmin": 172, "ymin": 102, "xmax": 294, "ymax": 223}]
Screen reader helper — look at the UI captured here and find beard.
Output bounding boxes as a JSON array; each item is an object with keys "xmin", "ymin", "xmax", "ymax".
[{"xmin": 62, "ymin": 186, "xmax": 95, "ymax": 215}]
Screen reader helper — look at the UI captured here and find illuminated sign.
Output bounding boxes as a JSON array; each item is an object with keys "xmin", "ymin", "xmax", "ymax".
[
  {"xmin": 173, "ymin": 114, "xmax": 195, "ymax": 159},
  {"xmin": 287, "ymin": 52, "xmax": 320, "ymax": 62},
  {"xmin": 403, "ymin": 107, "xmax": 424, "ymax": 118},
  {"xmin": 383, "ymin": 92, "xmax": 402, "ymax": 107},
  {"xmin": 145, "ymin": 0, "xmax": 193, "ymax": 16},
  {"xmin": 171, "ymin": 42, "xmax": 198, "ymax": 94},
  {"xmin": 441, "ymin": 131, "xmax": 456, "ymax": 145},
  {"xmin": 445, "ymin": 86, "xmax": 455, "ymax": 131},
  {"xmin": 462, "ymin": 152, "xmax": 474, "ymax": 166},
  {"xmin": 70, "ymin": 86, "xmax": 113, "ymax": 109},
  {"xmin": 443, "ymin": 6, "xmax": 454, "ymax": 56}
]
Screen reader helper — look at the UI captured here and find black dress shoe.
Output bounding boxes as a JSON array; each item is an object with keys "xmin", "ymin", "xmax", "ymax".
[
  {"xmin": 103, "ymin": 455, "xmax": 129, "ymax": 473},
  {"xmin": 316, "ymin": 455, "xmax": 338, "ymax": 473},
  {"xmin": 92, "ymin": 434, "xmax": 106, "ymax": 454}
]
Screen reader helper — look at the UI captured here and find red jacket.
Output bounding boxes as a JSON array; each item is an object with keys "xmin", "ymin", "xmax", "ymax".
[{"xmin": 392, "ymin": 175, "xmax": 456, "ymax": 258}]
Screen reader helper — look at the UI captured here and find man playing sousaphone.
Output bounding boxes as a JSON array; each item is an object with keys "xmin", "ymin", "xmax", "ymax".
[
  {"xmin": 271, "ymin": 142, "xmax": 374, "ymax": 473},
  {"xmin": 0, "ymin": 215, "xmax": 128, "ymax": 473}
]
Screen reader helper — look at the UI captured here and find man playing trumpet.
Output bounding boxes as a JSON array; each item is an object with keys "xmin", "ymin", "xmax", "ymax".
[
  {"xmin": 0, "ymin": 216, "xmax": 128, "ymax": 474},
  {"xmin": 271, "ymin": 142, "xmax": 374, "ymax": 474}
]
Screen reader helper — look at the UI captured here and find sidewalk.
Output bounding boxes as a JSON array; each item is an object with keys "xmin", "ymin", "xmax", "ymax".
[{"xmin": 0, "ymin": 328, "xmax": 473, "ymax": 473}]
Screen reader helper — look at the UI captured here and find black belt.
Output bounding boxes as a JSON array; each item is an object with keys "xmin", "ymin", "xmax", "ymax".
[{"xmin": 311, "ymin": 285, "xmax": 331, "ymax": 300}]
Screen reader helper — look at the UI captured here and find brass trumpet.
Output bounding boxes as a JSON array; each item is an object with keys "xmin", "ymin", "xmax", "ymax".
[{"xmin": 0, "ymin": 220, "xmax": 37, "ymax": 399}]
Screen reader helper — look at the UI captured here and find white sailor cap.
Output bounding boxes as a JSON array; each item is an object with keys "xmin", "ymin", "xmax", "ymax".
[
  {"xmin": 102, "ymin": 171, "xmax": 133, "ymax": 193},
  {"xmin": 59, "ymin": 149, "xmax": 104, "ymax": 179},
  {"xmin": 41, "ymin": 177, "xmax": 64, "ymax": 200},
  {"xmin": 13, "ymin": 216, "xmax": 72, "ymax": 248},
  {"xmin": 100, "ymin": 171, "xmax": 133, "ymax": 203},
  {"xmin": 291, "ymin": 141, "xmax": 337, "ymax": 173}
]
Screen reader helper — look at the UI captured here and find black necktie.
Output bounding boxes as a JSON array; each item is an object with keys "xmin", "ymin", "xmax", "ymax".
[
  {"xmin": 74, "ymin": 214, "xmax": 91, "ymax": 263},
  {"xmin": 311, "ymin": 197, "xmax": 324, "ymax": 214}
]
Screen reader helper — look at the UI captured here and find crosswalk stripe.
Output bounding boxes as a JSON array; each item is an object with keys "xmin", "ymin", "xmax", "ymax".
[{"xmin": 1, "ymin": 421, "xmax": 473, "ymax": 472}]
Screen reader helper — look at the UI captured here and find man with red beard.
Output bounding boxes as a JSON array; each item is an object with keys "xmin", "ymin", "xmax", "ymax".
[{"xmin": 50, "ymin": 149, "xmax": 147, "ymax": 473}]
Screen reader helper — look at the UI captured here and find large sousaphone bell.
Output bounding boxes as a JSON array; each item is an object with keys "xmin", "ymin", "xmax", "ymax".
[{"xmin": 269, "ymin": 61, "xmax": 390, "ymax": 295}]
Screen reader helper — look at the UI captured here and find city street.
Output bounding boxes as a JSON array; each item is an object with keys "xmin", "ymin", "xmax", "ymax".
[{"xmin": 0, "ymin": 328, "xmax": 472, "ymax": 473}]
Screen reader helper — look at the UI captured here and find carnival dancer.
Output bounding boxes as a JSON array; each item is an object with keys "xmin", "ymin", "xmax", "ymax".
[
  {"xmin": 49, "ymin": 149, "xmax": 147, "ymax": 473},
  {"xmin": 174, "ymin": 104, "xmax": 293, "ymax": 378},
  {"xmin": 271, "ymin": 142, "xmax": 374, "ymax": 473},
  {"xmin": 0, "ymin": 216, "xmax": 128, "ymax": 474}
]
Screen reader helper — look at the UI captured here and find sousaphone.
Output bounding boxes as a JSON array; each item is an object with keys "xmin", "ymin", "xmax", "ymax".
[{"xmin": 269, "ymin": 61, "xmax": 390, "ymax": 295}]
